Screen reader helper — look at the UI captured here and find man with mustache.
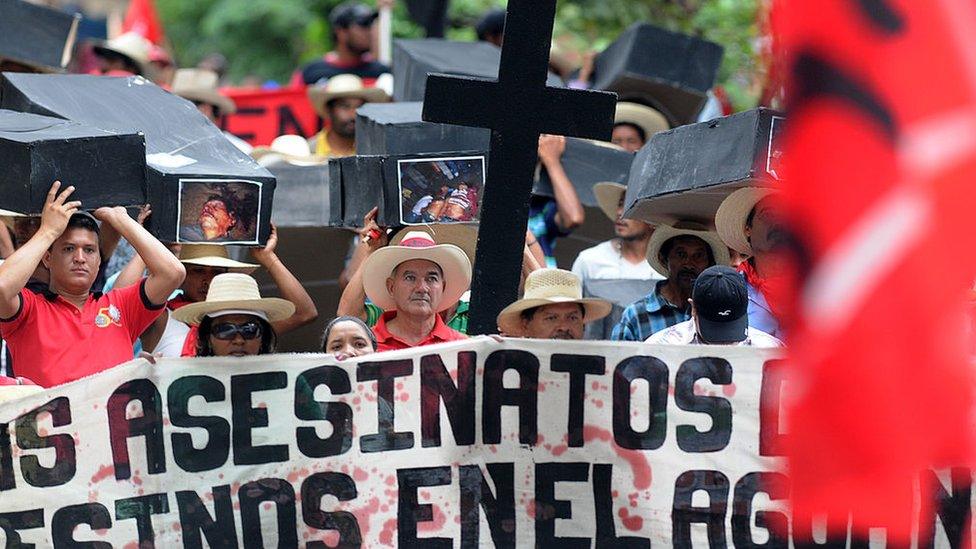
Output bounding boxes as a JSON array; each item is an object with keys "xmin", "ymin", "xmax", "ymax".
[
  {"xmin": 496, "ymin": 269, "xmax": 612, "ymax": 339},
  {"xmin": 612, "ymin": 222, "xmax": 729, "ymax": 341},
  {"xmin": 360, "ymin": 231, "xmax": 471, "ymax": 351},
  {"xmin": 306, "ymin": 73, "xmax": 390, "ymax": 158}
]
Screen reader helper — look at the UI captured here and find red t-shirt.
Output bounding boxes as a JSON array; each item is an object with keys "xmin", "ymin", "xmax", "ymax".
[
  {"xmin": 373, "ymin": 311, "xmax": 467, "ymax": 352},
  {"xmin": 0, "ymin": 279, "xmax": 165, "ymax": 388}
]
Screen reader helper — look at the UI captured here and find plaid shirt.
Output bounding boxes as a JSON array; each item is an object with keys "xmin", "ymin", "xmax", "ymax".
[{"xmin": 611, "ymin": 280, "xmax": 690, "ymax": 341}]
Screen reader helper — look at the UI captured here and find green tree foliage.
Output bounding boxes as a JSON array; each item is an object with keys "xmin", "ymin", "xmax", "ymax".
[{"xmin": 157, "ymin": 0, "xmax": 760, "ymax": 108}]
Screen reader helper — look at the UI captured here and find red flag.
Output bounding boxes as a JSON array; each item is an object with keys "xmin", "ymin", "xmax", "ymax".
[
  {"xmin": 123, "ymin": 0, "xmax": 166, "ymax": 45},
  {"xmin": 776, "ymin": 0, "xmax": 976, "ymax": 541}
]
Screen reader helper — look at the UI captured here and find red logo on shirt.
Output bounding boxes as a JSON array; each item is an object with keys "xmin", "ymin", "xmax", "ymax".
[{"xmin": 94, "ymin": 305, "xmax": 122, "ymax": 328}]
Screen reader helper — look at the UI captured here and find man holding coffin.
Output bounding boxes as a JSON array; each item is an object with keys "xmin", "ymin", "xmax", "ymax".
[{"xmin": 0, "ymin": 182, "xmax": 185, "ymax": 387}]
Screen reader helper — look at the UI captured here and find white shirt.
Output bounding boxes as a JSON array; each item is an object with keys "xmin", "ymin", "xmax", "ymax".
[
  {"xmin": 153, "ymin": 310, "xmax": 192, "ymax": 358},
  {"xmin": 412, "ymin": 195, "xmax": 434, "ymax": 215},
  {"xmin": 572, "ymin": 240, "xmax": 664, "ymax": 282},
  {"xmin": 646, "ymin": 319, "xmax": 784, "ymax": 348}
]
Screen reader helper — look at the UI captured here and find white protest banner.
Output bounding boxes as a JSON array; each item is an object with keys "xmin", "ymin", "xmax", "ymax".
[{"xmin": 0, "ymin": 338, "xmax": 968, "ymax": 547}]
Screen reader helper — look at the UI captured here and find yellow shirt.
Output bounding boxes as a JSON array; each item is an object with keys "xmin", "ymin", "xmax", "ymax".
[{"xmin": 312, "ymin": 130, "xmax": 355, "ymax": 158}]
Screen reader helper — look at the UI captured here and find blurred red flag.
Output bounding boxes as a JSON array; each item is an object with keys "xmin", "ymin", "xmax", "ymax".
[
  {"xmin": 775, "ymin": 0, "xmax": 976, "ymax": 541},
  {"xmin": 123, "ymin": 0, "xmax": 166, "ymax": 45}
]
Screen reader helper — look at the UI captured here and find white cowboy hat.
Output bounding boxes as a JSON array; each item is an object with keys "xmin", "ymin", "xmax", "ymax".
[
  {"xmin": 178, "ymin": 244, "xmax": 258, "ymax": 273},
  {"xmin": 593, "ymin": 182, "xmax": 626, "ymax": 222},
  {"xmin": 362, "ymin": 231, "xmax": 471, "ymax": 313},
  {"xmin": 496, "ymin": 268, "xmax": 612, "ymax": 336},
  {"xmin": 171, "ymin": 273, "xmax": 295, "ymax": 325},
  {"xmin": 646, "ymin": 221, "xmax": 731, "ymax": 276},
  {"xmin": 171, "ymin": 68, "xmax": 237, "ymax": 115},
  {"xmin": 715, "ymin": 187, "xmax": 780, "ymax": 256},
  {"xmin": 92, "ymin": 32, "xmax": 153, "ymax": 76},
  {"xmin": 615, "ymin": 101, "xmax": 670, "ymax": 140},
  {"xmin": 390, "ymin": 223, "xmax": 478, "ymax": 266},
  {"xmin": 307, "ymin": 74, "xmax": 391, "ymax": 118},
  {"xmin": 251, "ymin": 135, "xmax": 327, "ymax": 167}
]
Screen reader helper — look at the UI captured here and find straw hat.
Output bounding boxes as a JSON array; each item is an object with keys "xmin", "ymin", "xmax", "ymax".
[
  {"xmin": 593, "ymin": 182, "xmax": 626, "ymax": 222},
  {"xmin": 362, "ymin": 231, "xmax": 471, "ymax": 312},
  {"xmin": 646, "ymin": 221, "xmax": 731, "ymax": 276},
  {"xmin": 715, "ymin": 187, "xmax": 780, "ymax": 256},
  {"xmin": 307, "ymin": 74, "xmax": 391, "ymax": 117},
  {"xmin": 92, "ymin": 32, "xmax": 153, "ymax": 76},
  {"xmin": 615, "ymin": 101, "xmax": 670, "ymax": 140},
  {"xmin": 171, "ymin": 273, "xmax": 295, "ymax": 325},
  {"xmin": 178, "ymin": 244, "xmax": 258, "ymax": 272},
  {"xmin": 251, "ymin": 135, "xmax": 327, "ymax": 167},
  {"xmin": 391, "ymin": 223, "xmax": 478, "ymax": 266},
  {"xmin": 171, "ymin": 68, "xmax": 237, "ymax": 115},
  {"xmin": 496, "ymin": 268, "xmax": 612, "ymax": 336}
]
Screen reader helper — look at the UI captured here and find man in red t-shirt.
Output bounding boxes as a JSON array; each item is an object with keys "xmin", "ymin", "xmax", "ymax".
[
  {"xmin": 360, "ymin": 231, "xmax": 471, "ymax": 351},
  {"xmin": 0, "ymin": 182, "xmax": 186, "ymax": 387}
]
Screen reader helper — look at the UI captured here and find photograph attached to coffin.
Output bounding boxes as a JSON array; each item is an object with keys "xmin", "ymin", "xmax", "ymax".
[
  {"xmin": 177, "ymin": 179, "xmax": 262, "ymax": 245},
  {"xmin": 398, "ymin": 155, "xmax": 485, "ymax": 226}
]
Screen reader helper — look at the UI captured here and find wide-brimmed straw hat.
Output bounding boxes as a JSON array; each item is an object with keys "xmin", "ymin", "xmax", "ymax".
[
  {"xmin": 307, "ymin": 74, "xmax": 391, "ymax": 117},
  {"xmin": 178, "ymin": 244, "xmax": 258, "ymax": 272},
  {"xmin": 496, "ymin": 268, "xmax": 612, "ymax": 336},
  {"xmin": 646, "ymin": 221, "xmax": 731, "ymax": 276},
  {"xmin": 615, "ymin": 101, "xmax": 670, "ymax": 140},
  {"xmin": 171, "ymin": 273, "xmax": 295, "ymax": 325},
  {"xmin": 251, "ymin": 135, "xmax": 327, "ymax": 167},
  {"xmin": 715, "ymin": 187, "xmax": 780, "ymax": 256},
  {"xmin": 593, "ymin": 182, "xmax": 627, "ymax": 222},
  {"xmin": 92, "ymin": 32, "xmax": 153, "ymax": 76},
  {"xmin": 362, "ymin": 231, "xmax": 471, "ymax": 312},
  {"xmin": 171, "ymin": 68, "xmax": 237, "ymax": 115},
  {"xmin": 390, "ymin": 223, "xmax": 478, "ymax": 266}
]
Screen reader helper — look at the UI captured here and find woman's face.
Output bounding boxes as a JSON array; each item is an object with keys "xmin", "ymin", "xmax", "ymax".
[
  {"xmin": 325, "ymin": 321, "xmax": 375, "ymax": 360},
  {"xmin": 208, "ymin": 313, "xmax": 264, "ymax": 357}
]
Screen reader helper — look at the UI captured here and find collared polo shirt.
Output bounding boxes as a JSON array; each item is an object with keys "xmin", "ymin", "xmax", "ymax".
[
  {"xmin": 373, "ymin": 311, "xmax": 467, "ymax": 352},
  {"xmin": 1, "ymin": 279, "xmax": 165, "ymax": 387}
]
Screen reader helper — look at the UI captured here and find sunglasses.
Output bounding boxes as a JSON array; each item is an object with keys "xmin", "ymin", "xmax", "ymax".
[{"xmin": 212, "ymin": 321, "xmax": 263, "ymax": 341}]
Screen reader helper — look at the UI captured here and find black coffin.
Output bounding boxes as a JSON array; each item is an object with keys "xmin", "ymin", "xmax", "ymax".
[
  {"xmin": 0, "ymin": 109, "xmax": 146, "ymax": 214},
  {"xmin": 356, "ymin": 101, "xmax": 489, "ymax": 155},
  {"xmin": 624, "ymin": 108, "xmax": 784, "ymax": 226},
  {"xmin": 0, "ymin": 0, "xmax": 80, "ymax": 73},
  {"xmin": 592, "ymin": 23, "xmax": 723, "ymax": 127},
  {"xmin": 1, "ymin": 73, "xmax": 275, "ymax": 245},
  {"xmin": 266, "ymin": 163, "xmax": 331, "ymax": 228},
  {"xmin": 393, "ymin": 39, "xmax": 565, "ymax": 102},
  {"xmin": 534, "ymin": 139, "xmax": 634, "ymax": 208}
]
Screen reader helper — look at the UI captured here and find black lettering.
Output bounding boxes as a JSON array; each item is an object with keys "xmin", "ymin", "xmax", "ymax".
[
  {"xmin": 231, "ymin": 372, "xmax": 289, "ymax": 465},
  {"xmin": 550, "ymin": 354, "xmax": 604, "ymax": 447},
  {"xmin": 730, "ymin": 472, "xmax": 788, "ymax": 548},
  {"xmin": 592, "ymin": 464, "xmax": 648, "ymax": 548},
  {"xmin": 675, "ymin": 357, "xmax": 733, "ymax": 452},
  {"xmin": 168, "ymin": 376, "xmax": 230, "ymax": 472},
  {"xmin": 176, "ymin": 485, "xmax": 238, "ymax": 548},
  {"xmin": 239, "ymin": 477, "xmax": 298, "ymax": 549},
  {"xmin": 397, "ymin": 466, "xmax": 452, "ymax": 548},
  {"xmin": 115, "ymin": 493, "xmax": 170, "ymax": 547},
  {"xmin": 301, "ymin": 472, "xmax": 362, "ymax": 549},
  {"xmin": 229, "ymin": 106, "xmax": 266, "ymax": 142},
  {"xmin": 277, "ymin": 105, "xmax": 312, "ymax": 137},
  {"xmin": 0, "ymin": 509, "xmax": 44, "ymax": 548},
  {"xmin": 482, "ymin": 350, "xmax": 538, "ymax": 445},
  {"xmin": 612, "ymin": 356, "xmax": 668, "ymax": 450},
  {"xmin": 51, "ymin": 503, "xmax": 111, "ymax": 549},
  {"xmin": 0, "ymin": 423, "xmax": 13, "ymax": 490},
  {"xmin": 535, "ymin": 462, "xmax": 590, "ymax": 548},
  {"xmin": 671, "ymin": 470, "xmax": 729, "ymax": 548},
  {"xmin": 759, "ymin": 360, "xmax": 789, "ymax": 456},
  {"xmin": 17, "ymin": 397, "xmax": 76, "ymax": 487},
  {"xmin": 459, "ymin": 463, "xmax": 516, "ymax": 548},
  {"xmin": 358, "ymin": 359, "xmax": 415, "ymax": 452},
  {"xmin": 791, "ymin": 512, "xmax": 848, "ymax": 547},
  {"xmin": 107, "ymin": 380, "xmax": 165, "ymax": 480},
  {"xmin": 919, "ymin": 468, "xmax": 971, "ymax": 548},
  {"xmin": 421, "ymin": 352, "xmax": 476, "ymax": 447},
  {"xmin": 295, "ymin": 366, "xmax": 353, "ymax": 458}
]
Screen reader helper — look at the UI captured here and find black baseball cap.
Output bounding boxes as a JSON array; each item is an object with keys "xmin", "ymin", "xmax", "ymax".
[
  {"xmin": 692, "ymin": 265, "xmax": 748, "ymax": 343},
  {"xmin": 330, "ymin": 2, "xmax": 379, "ymax": 28}
]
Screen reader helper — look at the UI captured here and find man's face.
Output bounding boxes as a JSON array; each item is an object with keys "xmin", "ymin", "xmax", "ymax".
[
  {"xmin": 327, "ymin": 97, "xmax": 365, "ymax": 139},
  {"xmin": 663, "ymin": 236, "xmax": 712, "ymax": 291},
  {"xmin": 386, "ymin": 259, "xmax": 444, "ymax": 317},
  {"xmin": 521, "ymin": 302, "xmax": 584, "ymax": 340},
  {"xmin": 195, "ymin": 102, "xmax": 218, "ymax": 124},
  {"xmin": 745, "ymin": 197, "xmax": 788, "ymax": 254},
  {"xmin": 611, "ymin": 124, "xmax": 645, "ymax": 153},
  {"xmin": 613, "ymin": 194, "xmax": 653, "ymax": 240},
  {"xmin": 182, "ymin": 265, "xmax": 228, "ymax": 302},
  {"xmin": 44, "ymin": 228, "xmax": 100, "ymax": 293},
  {"xmin": 337, "ymin": 23, "xmax": 373, "ymax": 56},
  {"xmin": 199, "ymin": 199, "xmax": 235, "ymax": 238}
]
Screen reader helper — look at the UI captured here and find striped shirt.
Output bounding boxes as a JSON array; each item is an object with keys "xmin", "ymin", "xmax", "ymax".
[{"xmin": 611, "ymin": 280, "xmax": 690, "ymax": 341}]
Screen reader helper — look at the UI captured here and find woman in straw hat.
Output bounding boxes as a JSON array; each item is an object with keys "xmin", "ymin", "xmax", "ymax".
[
  {"xmin": 172, "ymin": 273, "xmax": 295, "ymax": 357},
  {"xmin": 496, "ymin": 268, "xmax": 612, "ymax": 339}
]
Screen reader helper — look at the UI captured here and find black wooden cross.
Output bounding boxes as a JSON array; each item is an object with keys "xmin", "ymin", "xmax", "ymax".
[{"xmin": 422, "ymin": 0, "xmax": 617, "ymax": 335}]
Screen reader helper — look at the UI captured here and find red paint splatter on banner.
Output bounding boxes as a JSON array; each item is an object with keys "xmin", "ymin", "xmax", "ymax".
[
  {"xmin": 420, "ymin": 490, "xmax": 430, "ymax": 500},
  {"xmin": 124, "ymin": 542, "xmax": 138, "ymax": 549},
  {"xmin": 536, "ymin": 433, "xmax": 545, "ymax": 444},
  {"xmin": 95, "ymin": 528, "xmax": 108, "ymax": 537},
  {"xmin": 592, "ymin": 380, "xmax": 600, "ymax": 391},
  {"xmin": 593, "ymin": 399, "xmax": 604, "ymax": 408},
  {"xmin": 722, "ymin": 383, "xmax": 737, "ymax": 398},
  {"xmin": 172, "ymin": 522, "xmax": 181, "ymax": 531},
  {"xmin": 350, "ymin": 497, "xmax": 381, "ymax": 537},
  {"xmin": 353, "ymin": 467, "xmax": 369, "ymax": 482},
  {"xmin": 263, "ymin": 502, "xmax": 272, "ymax": 511},
  {"xmin": 396, "ymin": 382, "xmax": 404, "ymax": 391},
  {"xmin": 693, "ymin": 383, "xmax": 706, "ymax": 396},
  {"xmin": 385, "ymin": 475, "xmax": 396, "ymax": 486},
  {"xmin": 551, "ymin": 444, "xmax": 567, "ymax": 457},
  {"xmin": 399, "ymin": 392, "xmax": 409, "ymax": 402},
  {"xmin": 353, "ymin": 396, "xmax": 361, "ymax": 406},
  {"xmin": 526, "ymin": 499, "xmax": 536, "ymax": 519},
  {"xmin": 132, "ymin": 475, "xmax": 143, "ymax": 486},
  {"xmin": 418, "ymin": 505, "xmax": 446, "ymax": 532},
  {"xmin": 38, "ymin": 428, "xmax": 48, "ymax": 437},
  {"xmin": 288, "ymin": 470, "xmax": 301, "ymax": 483},
  {"xmin": 323, "ymin": 531, "xmax": 340, "ymax": 546},
  {"xmin": 668, "ymin": 385, "xmax": 675, "ymax": 396},
  {"xmin": 90, "ymin": 464, "xmax": 114, "ymax": 484},
  {"xmin": 583, "ymin": 425, "xmax": 652, "ymax": 489},
  {"xmin": 618, "ymin": 507, "xmax": 643, "ymax": 531},
  {"xmin": 379, "ymin": 518, "xmax": 397, "ymax": 545}
]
